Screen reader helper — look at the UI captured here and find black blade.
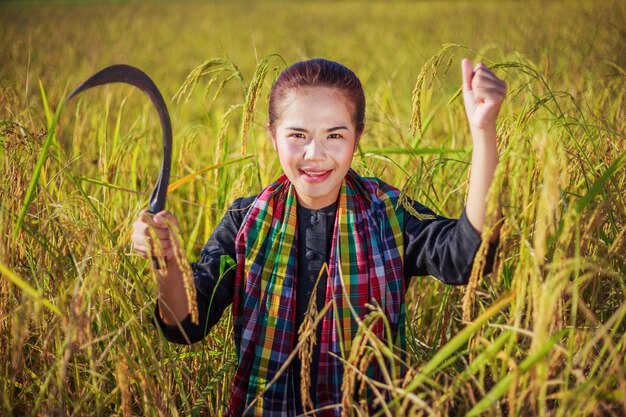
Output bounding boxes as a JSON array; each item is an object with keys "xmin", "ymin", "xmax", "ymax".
[{"xmin": 69, "ymin": 64, "xmax": 172, "ymax": 214}]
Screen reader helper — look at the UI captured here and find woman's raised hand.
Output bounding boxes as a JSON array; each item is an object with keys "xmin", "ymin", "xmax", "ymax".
[
  {"xmin": 131, "ymin": 210, "xmax": 181, "ymax": 262},
  {"xmin": 461, "ymin": 59, "xmax": 507, "ymax": 132}
]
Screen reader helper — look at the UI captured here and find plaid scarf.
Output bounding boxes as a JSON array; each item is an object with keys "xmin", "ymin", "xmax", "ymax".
[{"xmin": 229, "ymin": 169, "xmax": 405, "ymax": 416}]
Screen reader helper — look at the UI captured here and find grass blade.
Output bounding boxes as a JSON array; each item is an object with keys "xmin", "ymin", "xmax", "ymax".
[
  {"xmin": 574, "ymin": 148, "xmax": 626, "ymax": 213},
  {"xmin": 411, "ymin": 292, "xmax": 513, "ymax": 386},
  {"xmin": 12, "ymin": 90, "xmax": 66, "ymax": 240},
  {"xmin": 362, "ymin": 147, "xmax": 466, "ymax": 156},
  {"xmin": 379, "ymin": 292, "xmax": 514, "ymax": 415},
  {"xmin": 166, "ymin": 155, "xmax": 253, "ymax": 193},
  {"xmin": 0, "ymin": 262, "xmax": 61, "ymax": 316},
  {"xmin": 466, "ymin": 329, "xmax": 567, "ymax": 417}
]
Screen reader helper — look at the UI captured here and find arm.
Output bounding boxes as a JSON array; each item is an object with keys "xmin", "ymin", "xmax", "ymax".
[
  {"xmin": 403, "ymin": 202, "xmax": 498, "ymax": 285},
  {"xmin": 132, "ymin": 210, "xmax": 191, "ymax": 324},
  {"xmin": 461, "ymin": 59, "xmax": 507, "ymax": 242},
  {"xmin": 403, "ymin": 61, "xmax": 505, "ymax": 284},
  {"xmin": 132, "ymin": 197, "xmax": 253, "ymax": 344}
]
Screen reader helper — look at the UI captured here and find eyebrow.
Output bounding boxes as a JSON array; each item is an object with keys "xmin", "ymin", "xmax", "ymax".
[{"xmin": 285, "ymin": 126, "xmax": 350, "ymax": 132}]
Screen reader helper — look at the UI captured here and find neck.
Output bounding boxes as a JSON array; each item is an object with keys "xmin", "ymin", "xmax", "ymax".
[{"xmin": 295, "ymin": 190, "xmax": 340, "ymax": 210}]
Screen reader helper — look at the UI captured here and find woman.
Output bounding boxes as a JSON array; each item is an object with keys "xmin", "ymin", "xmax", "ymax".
[{"xmin": 132, "ymin": 58, "xmax": 506, "ymax": 416}]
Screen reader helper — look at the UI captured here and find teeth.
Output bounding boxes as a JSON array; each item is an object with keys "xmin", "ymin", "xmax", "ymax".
[{"xmin": 304, "ymin": 171, "xmax": 327, "ymax": 177}]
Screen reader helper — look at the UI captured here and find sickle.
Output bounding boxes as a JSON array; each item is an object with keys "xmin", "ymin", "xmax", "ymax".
[{"xmin": 68, "ymin": 64, "xmax": 172, "ymax": 214}]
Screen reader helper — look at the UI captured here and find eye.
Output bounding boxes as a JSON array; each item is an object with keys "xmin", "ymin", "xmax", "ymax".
[
  {"xmin": 289, "ymin": 132, "xmax": 306, "ymax": 139},
  {"xmin": 328, "ymin": 133, "xmax": 343, "ymax": 139}
]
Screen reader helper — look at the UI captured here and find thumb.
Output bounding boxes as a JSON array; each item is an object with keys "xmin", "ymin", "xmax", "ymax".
[
  {"xmin": 461, "ymin": 58, "xmax": 474, "ymax": 93},
  {"xmin": 153, "ymin": 210, "xmax": 175, "ymax": 228}
]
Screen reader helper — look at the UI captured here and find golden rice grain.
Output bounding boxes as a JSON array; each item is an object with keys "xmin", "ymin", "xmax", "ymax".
[{"xmin": 115, "ymin": 356, "xmax": 132, "ymax": 417}]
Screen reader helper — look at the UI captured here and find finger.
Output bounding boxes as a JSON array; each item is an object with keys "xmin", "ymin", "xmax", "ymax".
[
  {"xmin": 164, "ymin": 248, "xmax": 177, "ymax": 261},
  {"xmin": 473, "ymin": 72, "xmax": 504, "ymax": 85},
  {"xmin": 132, "ymin": 231, "xmax": 154, "ymax": 249},
  {"xmin": 159, "ymin": 240, "xmax": 172, "ymax": 251},
  {"xmin": 471, "ymin": 85, "xmax": 507, "ymax": 103},
  {"xmin": 461, "ymin": 58, "xmax": 474, "ymax": 92},
  {"xmin": 134, "ymin": 230, "xmax": 171, "ymax": 258},
  {"xmin": 132, "ymin": 245, "xmax": 149, "ymax": 259},
  {"xmin": 474, "ymin": 87, "xmax": 504, "ymax": 100},
  {"xmin": 471, "ymin": 72, "xmax": 507, "ymax": 96},
  {"xmin": 139, "ymin": 211, "xmax": 167, "ymax": 233},
  {"xmin": 474, "ymin": 62, "xmax": 487, "ymax": 71},
  {"xmin": 474, "ymin": 71, "xmax": 502, "ymax": 87},
  {"xmin": 136, "ymin": 240, "xmax": 174, "ymax": 259},
  {"xmin": 138, "ymin": 239, "xmax": 167, "ymax": 256},
  {"xmin": 154, "ymin": 210, "xmax": 178, "ymax": 228},
  {"xmin": 472, "ymin": 65, "xmax": 506, "ymax": 88},
  {"xmin": 150, "ymin": 226, "xmax": 172, "ymax": 240},
  {"xmin": 135, "ymin": 221, "xmax": 167, "ymax": 241},
  {"xmin": 139, "ymin": 209, "xmax": 168, "ymax": 231},
  {"xmin": 473, "ymin": 85, "xmax": 507, "ymax": 96},
  {"xmin": 151, "ymin": 216, "xmax": 169, "ymax": 230}
]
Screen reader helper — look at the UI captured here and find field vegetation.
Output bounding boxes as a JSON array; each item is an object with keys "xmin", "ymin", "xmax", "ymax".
[{"xmin": 1, "ymin": 1, "xmax": 625, "ymax": 416}]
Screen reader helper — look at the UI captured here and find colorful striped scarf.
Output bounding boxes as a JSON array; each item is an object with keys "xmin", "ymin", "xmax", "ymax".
[{"xmin": 229, "ymin": 169, "xmax": 405, "ymax": 416}]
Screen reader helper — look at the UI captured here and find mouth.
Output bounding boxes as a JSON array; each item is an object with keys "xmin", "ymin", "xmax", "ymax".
[{"xmin": 299, "ymin": 169, "xmax": 332, "ymax": 183}]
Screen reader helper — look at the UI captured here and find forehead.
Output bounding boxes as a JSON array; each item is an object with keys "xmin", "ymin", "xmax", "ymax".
[{"xmin": 276, "ymin": 87, "xmax": 354, "ymax": 126}]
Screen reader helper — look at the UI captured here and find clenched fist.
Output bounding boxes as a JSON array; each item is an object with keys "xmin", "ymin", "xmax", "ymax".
[{"xmin": 461, "ymin": 59, "xmax": 507, "ymax": 132}]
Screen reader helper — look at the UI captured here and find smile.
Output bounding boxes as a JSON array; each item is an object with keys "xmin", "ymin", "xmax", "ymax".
[{"xmin": 299, "ymin": 169, "xmax": 332, "ymax": 183}]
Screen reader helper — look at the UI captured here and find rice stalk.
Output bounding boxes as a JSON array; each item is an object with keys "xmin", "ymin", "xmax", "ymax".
[
  {"xmin": 239, "ymin": 54, "xmax": 285, "ymax": 156},
  {"xmin": 173, "ymin": 58, "xmax": 244, "ymax": 103},
  {"xmin": 409, "ymin": 43, "xmax": 458, "ymax": 141},
  {"xmin": 298, "ymin": 262, "xmax": 328, "ymax": 413},
  {"xmin": 115, "ymin": 355, "xmax": 132, "ymax": 417}
]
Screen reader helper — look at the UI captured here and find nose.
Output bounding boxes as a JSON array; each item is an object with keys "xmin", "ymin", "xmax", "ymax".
[{"xmin": 303, "ymin": 137, "xmax": 325, "ymax": 161}]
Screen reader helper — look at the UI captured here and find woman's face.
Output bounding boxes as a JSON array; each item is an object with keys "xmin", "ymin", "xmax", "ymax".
[{"xmin": 271, "ymin": 86, "xmax": 358, "ymax": 210}]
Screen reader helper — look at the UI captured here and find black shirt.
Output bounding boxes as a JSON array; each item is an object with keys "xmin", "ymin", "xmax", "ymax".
[{"xmin": 154, "ymin": 195, "xmax": 497, "ymax": 407}]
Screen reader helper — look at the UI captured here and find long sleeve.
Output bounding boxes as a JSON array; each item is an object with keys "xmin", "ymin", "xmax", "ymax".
[
  {"xmin": 153, "ymin": 196, "xmax": 256, "ymax": 344},
  {"xmin": 154, "ymin": 196, "xmax": 498, "ymax": 344},
  {"xmin": 403, "ymin": 200, "xmax": 498, "ymax": 285}
]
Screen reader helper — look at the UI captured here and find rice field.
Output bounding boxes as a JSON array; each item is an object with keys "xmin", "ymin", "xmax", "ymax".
[{"xmin": 1, "ymin": 1, "xmax": 625, "ymax": 416}]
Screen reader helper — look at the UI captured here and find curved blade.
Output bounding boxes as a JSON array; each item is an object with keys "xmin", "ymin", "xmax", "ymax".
[{"xmin": 69, "ymin": 64, "xmax": 172, "ymax": 214}]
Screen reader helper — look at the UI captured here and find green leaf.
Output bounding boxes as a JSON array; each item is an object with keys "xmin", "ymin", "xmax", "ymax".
[
  {"xmin": 0, "ymin": 262, "xmax": 61, "ymax": 316},
  {"xmin": 13, "ymin": 89, "xmax": 66, "ymax": 240},
  {"xmin": 575, "ymin": 148, "xmax": 626, "ymax": 213},
  {"xmin": 466, "ymin": 329, "xmax": 567, "ymax": 417}
]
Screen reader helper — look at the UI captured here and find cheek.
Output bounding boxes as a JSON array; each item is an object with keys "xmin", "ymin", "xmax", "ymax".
[
  {"xmin": 332, "ymin": 143, "xmax": 355, "ymax": 168},
  {"xmin": 275, "ymin": 140, "xmax": 300, "ymax": 165},
  {"xmin": 330, "ymin": 138, "xmax": 356, "ymax": 158},
  {"xmin": 341, "ymin": 152, "xmax": 354, "ymax": 168}
]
